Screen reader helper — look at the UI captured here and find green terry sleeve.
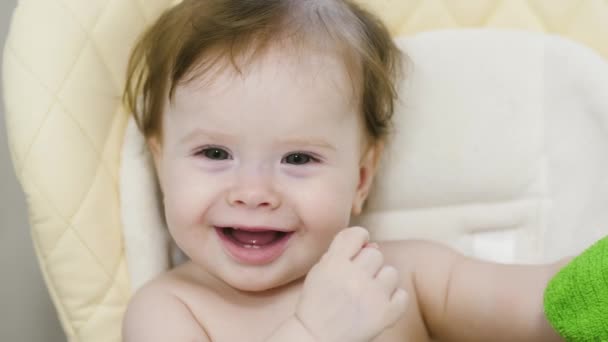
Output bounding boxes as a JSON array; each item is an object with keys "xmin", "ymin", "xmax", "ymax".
[{"xmin": 543, "ymin": 236, "xmax": 608, "ymax": 342}]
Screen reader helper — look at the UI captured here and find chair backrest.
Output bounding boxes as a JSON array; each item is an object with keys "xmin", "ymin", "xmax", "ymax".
[
  {"xmin": 3, "ymin": 1, "xmax": 608, "ymax": 341},
  {"xmin": 356, "ymin": 30, "xmax": 608, "ymax": 263}
]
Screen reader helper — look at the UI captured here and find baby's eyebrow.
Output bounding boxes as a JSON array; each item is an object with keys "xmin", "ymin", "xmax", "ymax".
[
  {"xmin": 180, "ymin": 128, "xmax": 235, "ymax": 144},
  {"xmin": 180, "ymin": 129, "xmax": 336, "ymax": 151},
  {"xmin": 277, "ymin": 138, "xmax": 336, "ymax": 151}
]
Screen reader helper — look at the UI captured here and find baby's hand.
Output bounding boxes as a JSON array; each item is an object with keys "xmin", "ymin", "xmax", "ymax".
[{"xmin": 295, "ymin": 227, "xmax": 408, "ymax": 342}]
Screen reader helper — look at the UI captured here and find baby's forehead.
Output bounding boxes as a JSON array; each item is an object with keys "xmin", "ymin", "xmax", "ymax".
[{"xmin": 174, "ymin": 47, "xmax": 360, "ymax": 113}]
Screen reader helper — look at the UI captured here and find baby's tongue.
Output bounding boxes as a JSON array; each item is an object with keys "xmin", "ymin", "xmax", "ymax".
[{"xmin": 231, "ymin": 229, "xmax": 278, "ymax": 245}]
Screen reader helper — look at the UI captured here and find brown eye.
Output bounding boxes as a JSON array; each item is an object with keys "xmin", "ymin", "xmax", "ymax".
[
  {"xmin": 200, "ymin": 148, "xmax": 230, "ymax": 160},
  {"xmin": 283, "ymin": 153, "xmax": 314, "ymax": 165}
]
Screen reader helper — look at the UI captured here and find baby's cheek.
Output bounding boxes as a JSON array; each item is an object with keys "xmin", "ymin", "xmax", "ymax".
[
  {"xmin": 163, "ymin": 178, "xmax": 208, "ymax": 228},
  {"xmin": 164, "ymin": 192, "xmax": 192, "ymax": 226},
  {"xmin": 164, "ymin": 160, "xmax": 213, "ymax": 207},
  {"xmin": 300, "ymin": 185, "xmax": 355, "ymax": 233}
]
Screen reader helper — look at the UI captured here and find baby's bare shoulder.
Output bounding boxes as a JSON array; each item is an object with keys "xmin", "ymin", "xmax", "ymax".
[
  {"xmin": 371, "ymin": 240, "xmax": 456, "ymax": 341},
  {"xmin": 122, "ymin": 263, "xmax": 213, "ymax": 341},
  {"xmin": 378, "ymin": 239, "xmax": 460, "ymax": 272},
  {"xmin": 129, "ymin": 262, "xmax": 215, "ymax": 305}
]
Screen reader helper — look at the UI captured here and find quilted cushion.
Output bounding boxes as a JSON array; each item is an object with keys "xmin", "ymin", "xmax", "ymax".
[{"xmin": 3, "ymin": 1, "xmax": 608, "ymax": 341}]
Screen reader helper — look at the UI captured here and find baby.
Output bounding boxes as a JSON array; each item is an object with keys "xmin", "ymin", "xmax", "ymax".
[{"xmin": 122, "ymin": 0, "xmax": 567, "ymax": 341}]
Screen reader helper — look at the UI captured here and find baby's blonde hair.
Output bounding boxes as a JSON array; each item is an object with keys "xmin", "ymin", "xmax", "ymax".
[{"xmin": 124, "ymin": 0, "xmax": 403, "ymax": 144}]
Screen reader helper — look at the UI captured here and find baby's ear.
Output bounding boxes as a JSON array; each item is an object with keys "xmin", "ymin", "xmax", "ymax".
[{"xmin": 352, "ymin": 142, "xmax": 384, "ymax": 216}]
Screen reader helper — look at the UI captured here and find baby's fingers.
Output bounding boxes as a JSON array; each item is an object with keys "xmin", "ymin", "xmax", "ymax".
[
  {"xmin": 387, "ymin": 288, "xmax": 408, "ymax": 325},
  {"xmin": 375, "ymin": 265, "xmax": 399, "ymax": 294},
  {"xmin": 353, "ymin": 246, "xmax": 384, "ymax": 276},
  {"xmin": 328, "ymin": 226, "xmax": 370, "ymax": 259}
]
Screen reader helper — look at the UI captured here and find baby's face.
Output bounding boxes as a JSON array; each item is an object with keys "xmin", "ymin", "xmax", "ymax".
[{"xmin": 151, "ymin": 49, "xmax": 379, "ymax": 292}]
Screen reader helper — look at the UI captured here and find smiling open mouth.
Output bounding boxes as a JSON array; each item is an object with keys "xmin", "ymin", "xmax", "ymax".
[
  {"xmin": 215, "ymin": 227, "xmax": 293, "ymax": 265},
  {"xmin": 220, "ymin": 227, "xmax": 289, "ymax": 248}
]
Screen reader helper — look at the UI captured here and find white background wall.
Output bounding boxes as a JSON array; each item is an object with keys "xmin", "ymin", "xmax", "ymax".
[{"xmin": 1, "ymin": 1, "xmax": 67, "ymax": 341}]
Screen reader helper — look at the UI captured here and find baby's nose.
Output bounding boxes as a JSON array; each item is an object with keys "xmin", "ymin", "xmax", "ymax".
[
  {"xmin": 227, "ymin": 189, "xmax": 280, "ymax": 209},
  {"xmin": 226, "ymin": 172, "xmax": 280, "ymax": 210}
]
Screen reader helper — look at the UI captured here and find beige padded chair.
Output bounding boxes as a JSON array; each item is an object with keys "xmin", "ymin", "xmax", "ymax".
[{"xmin": 3, "ymin": 1, "xmax": 608, "ymax": 341}]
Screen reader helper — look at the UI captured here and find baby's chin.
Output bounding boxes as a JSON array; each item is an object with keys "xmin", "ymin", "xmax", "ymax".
[{"xmin": 219, "ymin": 266, "xmax": 307, "ymax": 293}]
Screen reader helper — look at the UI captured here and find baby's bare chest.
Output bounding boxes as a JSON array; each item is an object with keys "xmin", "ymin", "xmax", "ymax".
[
  {"xmin": 178, "ymin": 286, "xmax": 408, "ymax": 342},
  {"xmin": 201, "ymin": 310, "xmax": 407, "ymax": 342}
]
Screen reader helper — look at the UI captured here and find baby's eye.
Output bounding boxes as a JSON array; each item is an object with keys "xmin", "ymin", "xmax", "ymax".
[
  {"xmin": 282, "ymin": 153, "xmax": 318, "ymax": 165},
  {"xmin": 197, "ymin": 147, "xmax": 231, "ymax": 160}
]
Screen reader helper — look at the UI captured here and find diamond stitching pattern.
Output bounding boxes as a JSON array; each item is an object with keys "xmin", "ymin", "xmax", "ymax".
[
  {"xmin": 20, "ymin": 158, "xmax": 125, "ymax": 320},
  {"xmin": 16, "ymin": 5, "xmax": 111, "ymax": 248},
  {"xmin": 77, "ymin": 257, "xmax": 128, "ymax": 334},
  {"xmin": 4, "ymin": 0, "xmax": 608, "ymax": 341},
  {"xmin": 5, "ymin": 0, "xmax": 131, "ymax": 340}
]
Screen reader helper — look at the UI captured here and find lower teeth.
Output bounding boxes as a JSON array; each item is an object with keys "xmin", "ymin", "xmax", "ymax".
[{"xmin": 222, "ymin": 227, "xmax": 290, "ymax": 248}]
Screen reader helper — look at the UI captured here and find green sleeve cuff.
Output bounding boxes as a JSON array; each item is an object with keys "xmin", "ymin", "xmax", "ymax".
[{"xmin": 543, "ymin": 236, "xmax": 608, "ymax": 341}]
